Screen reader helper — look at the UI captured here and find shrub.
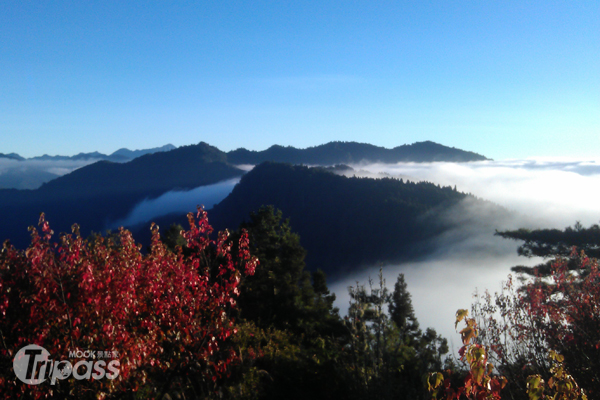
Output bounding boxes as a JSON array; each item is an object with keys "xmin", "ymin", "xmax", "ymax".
[{"xmin": 0, "ymin": 209, "xmax": 257, "ymax": 399}]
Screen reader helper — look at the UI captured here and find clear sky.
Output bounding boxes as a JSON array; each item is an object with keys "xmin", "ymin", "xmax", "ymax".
[{"xmin": 1, "ymin": 1, "xmax": 598, "ymax": 160}]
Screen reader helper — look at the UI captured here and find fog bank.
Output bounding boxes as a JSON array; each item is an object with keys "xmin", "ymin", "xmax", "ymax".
[
  {"xmin": 0, "ymin": 158, "xmax": 97, "ymax": 189},
  {"xmin": 109, "ymin": 178, "xmax": 240, "ymax": 229},
  {"xmin": 347, "ymin": 159, "xmax": 600, "ymax": 228},
  {"xmin": 331, "ymin": 158, "xmax": 600, "ymax": 353}
]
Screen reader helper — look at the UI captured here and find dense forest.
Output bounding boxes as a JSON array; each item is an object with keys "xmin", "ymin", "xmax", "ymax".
[{"xmin": 209, "ymin": 162, "xmax": 485, "ymax": 275}]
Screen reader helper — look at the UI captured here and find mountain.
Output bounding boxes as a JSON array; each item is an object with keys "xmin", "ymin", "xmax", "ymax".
[
  {"xmin": 0, "ymin": 144, "xmax": 178, "ymax": 190},
  {"xmin": 201, "ymin": 162, "xmax": 506, "ymax": 276},
  {"xmin": 31, "ymin": 151, "xmax": 126, "ymax": 162},
  {"xmin": 0, "ymin": 153, "xmax": 25, "ymax": 161},
  {"xmin": 0, "ymin": 140, "xmax": 493, "ymax": 253},
  {"xmin": 0, "ymin": 169, "xmax": 58, "ymax": 191},
  {"xmin": 30, "ymin": 144, "xmax": 177, "ymax": 163},
  {"xmin": 227, "ymin": 141, "xmax": 488, "ymax": 165},
  {"xmin": 0, "ymin": 142, "xmax": 244, "ymax": 248},
  {"xmin": 36, "ymin": 142, "xmax": 229, "ymax": 198},
  {"xmin": 110, "ymin": 144, "xmax": 177, "ymax": 160}
]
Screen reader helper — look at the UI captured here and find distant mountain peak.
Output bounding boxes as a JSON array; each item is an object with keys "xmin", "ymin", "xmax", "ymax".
[
  {"xmin": 0, "ymin": 153, "xmax": 25, "ymax": 161},
  {"xmin": 110, "ymin": 144, "xmax": 177, "ymax": 159},
  {"xmin": 0, "ymin": 144, "xmax": 180, "ymax": 190}
]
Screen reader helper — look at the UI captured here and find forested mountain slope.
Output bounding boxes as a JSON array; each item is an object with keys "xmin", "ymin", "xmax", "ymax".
[{"xmin": 206, "ymin": 162, "xmax": 502, "ymax": 275}]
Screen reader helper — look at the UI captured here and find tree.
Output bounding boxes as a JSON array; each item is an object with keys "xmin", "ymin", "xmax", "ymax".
[
  {"xmin": 345, "ymin": 270, "xmax": 449, "ymax": 400},
  {"xmin": 522, "ymin": 254, "xmax": 600, "ymax": 396},
  {"xmin": 389, "ymin": 274, "xmax": 420, "ymax": 341},
  {"xmin": 160, "ymin": 223, "xmax": 187, "ymax": 252},
  {"xmin": 222, "ymin": 205, "xmax": 349, "ymax": 400},
  {"xmin": 471, "ymin": 276, "xmax": 551, "ymax": 399},
  {"xmin": 0, "ymin": 209, "xmax": 257, "ymax": 399},
  {"xmin": 496, "ymin": 222, "xmax": 600, "ymax": 276},
  {"xmin": 495, "ymin": 222, "xmax": 600, "ymax": 397},
  {"xmin": 233, "ymin": 205, "xmax": 341, "ymax": 338},
  {"xmin": 429, "ymin": 309, "xmax": 588, "ymax": 400},
  {"xmin": 471, "ymin": 248, "xmax": 600, "ymax": 398}
]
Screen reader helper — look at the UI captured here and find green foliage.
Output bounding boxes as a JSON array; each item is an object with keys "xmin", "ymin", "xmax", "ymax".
[
  {"xmin": 216, "ymin": 321, "xmax": 302, "ymax": 400},
  {"xmin": 345, "ymin": 270, "xmax": 449, "ymax": 400},
  {"xmin": 389, "ymin": 273, "xmax": 420, "ymax": 339},
  {"xmin": 223, "ymin": 207, "xmax": 450, "ymax": 400},
  {"xmin": 233, "ymin": 206, "xmax": 341, "ymax": 338},
  {"xmin": 225, "ymin": 206, "xmax": 350, "ymax": 399},
  {"xmin": 160, "ymin": 223, "xmax": 187, "ymax": 252}
]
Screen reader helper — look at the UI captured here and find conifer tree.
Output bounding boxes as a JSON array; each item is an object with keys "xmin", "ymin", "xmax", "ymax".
[
  {"xmin": 389, "ymin": 274, "xmax": 420, "ymax": 340},
  {"xmin": 496, "ymin": 222, "xmax": 600, "ymax": 276}
]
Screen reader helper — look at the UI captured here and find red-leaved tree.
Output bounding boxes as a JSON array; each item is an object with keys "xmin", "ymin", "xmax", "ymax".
[
  {"xmin": 0, "ymin": 208, "xmax": 257, "ymax": 399},
  {"xmin": 471, "ymin": 249, "xmax": 599, "ymax": 399}
]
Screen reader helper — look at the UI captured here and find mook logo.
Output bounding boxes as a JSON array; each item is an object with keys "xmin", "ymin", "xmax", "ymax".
[{"xmin": 13, "ymin": 344, "xmax": 120, "ymax": 385}]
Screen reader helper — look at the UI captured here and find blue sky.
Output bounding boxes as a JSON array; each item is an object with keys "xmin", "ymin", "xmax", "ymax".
[{"xmin": 1, "ymin": 1, "xmax": 598, "ymax": 159}]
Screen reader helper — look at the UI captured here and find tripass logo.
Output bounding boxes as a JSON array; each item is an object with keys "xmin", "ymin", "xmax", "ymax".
[{"xmin": 13, "ymin": 344, "xmax": 120, "ymax": 385}]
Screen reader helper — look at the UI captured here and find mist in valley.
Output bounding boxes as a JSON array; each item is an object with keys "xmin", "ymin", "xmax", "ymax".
[
  {"xmin": 108, "ymin": 178, "xmax": 240, "ymax": 229},
  {"xmin": 0, "ymin": 158, "xmax": 98, "ymax": 189},
  {"xmin": 330, "ymin": 158, "xmax": 600, "ymax": 352}
]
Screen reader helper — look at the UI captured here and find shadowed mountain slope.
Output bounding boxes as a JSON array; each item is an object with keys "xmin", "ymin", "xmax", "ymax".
[
  {"xmin": 0, "ymin": 143, "xmax": 243, "ymax": 248},
  {"xmin": 205, "ymin": 162, "xmax": 502, "ymax": 276}
]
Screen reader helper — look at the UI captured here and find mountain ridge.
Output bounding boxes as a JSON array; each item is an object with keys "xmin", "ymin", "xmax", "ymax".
[
  {"xmin": 227, "ymin": 140, "xmax": 489, "ymax": 165},
  {"xmin": 29, "ymin": 144, "xmax": 177, "ymax": 162},
  {"xmin": 0, "ymin": 140, "xmax": 492, "ymax": 252},
  {"xmin": 0, "ymin": 144, "xmax": 178, "ymax": 190},
  {"xmin": 0, "ymin": 153, "xmax": 25, "ymax": 161},
  {"xmin": 0, "ymin": 142, "xmax": 244, "ymax": 248}
]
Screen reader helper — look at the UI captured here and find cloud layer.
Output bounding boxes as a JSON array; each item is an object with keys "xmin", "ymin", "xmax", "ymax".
[
  {"xmin": 331, "ymin": 158, "xmax": 600, "ymax": 352},
  {"xmin": 0, "ymin": 158, "xmax": 98, "ymax": 189},
  {"xmin": 108, "ymin": 178, "xmax": 241, "ymax": 229}
]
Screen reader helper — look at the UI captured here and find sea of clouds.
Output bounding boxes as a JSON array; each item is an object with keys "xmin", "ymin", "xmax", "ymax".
[{"xmin": 329, "ymin": 158, "xmax": 600, "ymax": 352}]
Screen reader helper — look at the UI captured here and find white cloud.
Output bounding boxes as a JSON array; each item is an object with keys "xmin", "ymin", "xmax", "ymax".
[
  {"xmin": 330, "ymin": 158, "xmax": 600, "ymax": 354},
  {"xmin": 108, "ymin": 178, "xmax": 240, "ymax": 229},
  {"xmin": 0, "ymin": 158, "xmax": 98, "ymax": 189},
  {"xmin": 345, "ymin": 159, "xmax": 600, "ymax": 228}
]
